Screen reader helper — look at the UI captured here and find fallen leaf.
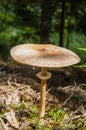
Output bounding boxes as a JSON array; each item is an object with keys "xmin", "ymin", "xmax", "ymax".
[{"xmin": 4, "ymin": 109, "xmax": 19, "ymax": 129}]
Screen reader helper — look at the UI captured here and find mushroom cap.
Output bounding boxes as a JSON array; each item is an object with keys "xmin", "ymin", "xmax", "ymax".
[{"xmin": 10, "ymin": 44, "xmax": 80, "ymax": 68}]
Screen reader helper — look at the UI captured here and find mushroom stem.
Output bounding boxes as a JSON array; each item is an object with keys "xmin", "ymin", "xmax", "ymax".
[
  {"xmin": 39, "ymin": 77, "xmax": 47, "ymax": 118},
  {"xmin": 38, "ymin": 67, "xmax": 47, "ymax": 118},
  {"xmin": 36, "ymin": 67, "xmax": 51, "ymax": 118},
  {"xmin": 41, "ymin": 67, "xmax": 47, "ymax": 76}
]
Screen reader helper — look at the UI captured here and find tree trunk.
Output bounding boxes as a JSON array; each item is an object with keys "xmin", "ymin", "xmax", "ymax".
[
  {"xmin": 59, "ymin": 0, "xmax": 66, "ymax": 47},
  {"xmin": 66, "ymin": 16, "xmax": 71, "ymax": 48},
  {"xmin": 40, "ymin": 0, "xmax": 53, "ymax": 43}
]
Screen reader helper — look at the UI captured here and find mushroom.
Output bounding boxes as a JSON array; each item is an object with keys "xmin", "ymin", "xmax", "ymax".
[{"xmin": 10, "ymin": 43, "xmax": 80, "ymax": 118}]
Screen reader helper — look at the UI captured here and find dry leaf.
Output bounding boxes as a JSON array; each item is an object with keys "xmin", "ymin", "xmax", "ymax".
[{"xmin": 4, "ymin": 109, "xmax": 19, "ymax": 129}]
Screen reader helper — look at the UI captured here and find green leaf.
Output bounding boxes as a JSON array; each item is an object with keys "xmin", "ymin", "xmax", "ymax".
[{"xmin": 78, "ymin": 48, "xmax": 86, "ymax": 51}]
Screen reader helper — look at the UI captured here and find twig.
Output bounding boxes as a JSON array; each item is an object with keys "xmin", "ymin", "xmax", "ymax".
[
  {"xmin": 65, "ymin": 113, "xmax": 86, "ymax": 123},
  {"xmin": 8, "ymin": 81, "xmax": 20, "ymax": 87},
  {"xmin": 7, "ymin": 76, "xmax": 13, "ymax": 88},
  {"xmin": 71, "ymin": 113, "xmax": 86, "ymax": 120},
  {"xmin": 0, "ymin": 66, "xmax": 5, "ymax": 71},
  {"xmin": 61, "ymin": 82, "xmax": 81, "ymax": 107},
  {"xmin": 62, "ymin": 85, "xmax": 72, "ymax": 90},
  {"xmin": 72, "ymin": 104, "xmax": 84, "ymax": 115},
  {"xmin": 79, "ymin": 83, "xmax": 86, "ymax": 87},
  {"xmin": 0, "ymin": 117, "xmax": 8, "ymax": 130},
  {"xmin": 61, "ymin": 90, "xmax": 75, "ymax": 107},
  {"xmin": 7, "ymin": 76, "xmax": 20, "ymax": 88},
  {"xmin": 46, "ymin": 88, "xmax": 51, "ymax": 94}
]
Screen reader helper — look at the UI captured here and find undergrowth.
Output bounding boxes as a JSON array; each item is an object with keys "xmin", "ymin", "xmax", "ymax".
[
  {"xmin": 8, "ymin": 102, "xmax": 86, "ymax": 130},
  {"xmin": 77, "ymin": 48, "xmax": 86, "ymax": 67}
]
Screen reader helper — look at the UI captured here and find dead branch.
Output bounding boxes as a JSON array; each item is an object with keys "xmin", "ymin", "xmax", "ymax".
[
  {"xmin": 0, "ymin": 117, "xmax": 8, "ymax": 130},
  {"xmin": 58, "ymin": 84, "xmax": 86, "ymax": 106},
  {"xmin": 71, "ymin": 113, "xmax": 86, "ymax": 120}
]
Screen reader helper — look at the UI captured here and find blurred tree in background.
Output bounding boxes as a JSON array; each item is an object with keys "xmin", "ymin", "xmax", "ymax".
[{"xmin": 0, "ymin": 0, "xmax": 86, "ymax": 63}]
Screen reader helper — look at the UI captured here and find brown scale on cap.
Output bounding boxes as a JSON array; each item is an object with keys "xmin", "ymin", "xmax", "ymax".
[{"xmin": 10, "ymin": 43, "xmax": 80, "ymax": 119}]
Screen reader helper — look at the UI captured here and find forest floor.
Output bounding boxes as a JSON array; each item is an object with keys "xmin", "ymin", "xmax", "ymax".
[{"xmin": 0, "ymin": 59, "xmax": 86, "ymax": 130}]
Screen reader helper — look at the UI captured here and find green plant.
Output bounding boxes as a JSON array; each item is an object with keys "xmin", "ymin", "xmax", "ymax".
[
  {"xmin": 77, "ymin": 48, "xmax": 86, "ymax": 67},
  {"xmin": 48, "ymin": 107, "xmax": 68, "ymax": 129}
]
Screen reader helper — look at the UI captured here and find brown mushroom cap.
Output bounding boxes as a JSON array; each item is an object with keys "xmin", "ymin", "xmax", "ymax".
[{"xmin": 10, "ymin": 44, "xmax": 80, "ymax": 68}]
